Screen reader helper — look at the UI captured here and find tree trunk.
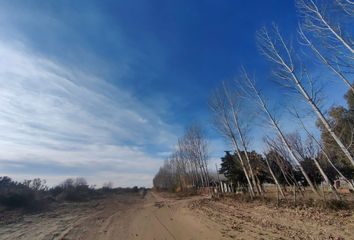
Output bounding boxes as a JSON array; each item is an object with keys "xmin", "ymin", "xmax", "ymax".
[
  {"xmin": 261, "ymin": 97, "xmax": 319, "ymax": 196},
  {"xmin": 299, "ymin": 28, "xmax": 354, "ymax": 93},
  {"xmin": 297, "ymin": 114, "xmax": 354, "ymax": 191},
  {"xmin": 224, "ymin": 84, "xmax": 260, "ymax": 195},
  {"xmin": 231, "ymin": 138, "xmax": 255, "ymax": 197},
  {"xmin": 291, "ymin": 71, "xmax": 354, "ymax": 167},
  {"xmin": 312, "ymin": 0, "xmax": 354, "ymax": 54},
  {"xmin": 265, "ymin": 156, "xmax": 285, "ymax": 198},
  {"xmin": 245, "ymin": 74, "xmax": 320, "ymax": 196},
  {"xmin": 312, "ymin": 157, "xmax": 341, "ymax": 200}
]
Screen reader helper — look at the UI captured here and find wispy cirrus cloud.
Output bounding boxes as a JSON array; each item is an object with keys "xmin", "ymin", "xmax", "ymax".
[{"xmin": 0, "ymin": 40, "xmax": 179, "ymax": 187}]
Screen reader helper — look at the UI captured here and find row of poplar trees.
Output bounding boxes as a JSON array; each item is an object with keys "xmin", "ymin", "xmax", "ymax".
[
  {"xmin": 210, "ymin": 0, "xmax": 354, "ymax": 199},
  {"xmin": 153, "ymin": 0, "xmax": 353, "ymax": 199},
  {"xmin": 153, "ymin": 125, "xmax": 210, "ymax": 191}
]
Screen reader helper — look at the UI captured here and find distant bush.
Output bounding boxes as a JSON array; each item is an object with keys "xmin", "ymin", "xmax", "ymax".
[
  {"xmin": 50, "ymin": 185, "xmax": 65, "ymax": 197},
  {"xmin": 0, "ymin": 176, "xmax": 146, "ymax": 211},
  {"xmin": 0, "ymin": 176, "xmax": 37, "ymax": 209},
  {"xmin": 0, "ymin": 190, "xmax": 35, "ymax": 208},
  {"xmin": 102, "ymin": 181, "xmax": 113, "ymax": 190},
  {"xmin": 53, "ymin": 177, "xmax": 95, "ymax": 202},
  {"xmin": 0, "ymin": 176, "xmax": 89, "ymax": 210}
]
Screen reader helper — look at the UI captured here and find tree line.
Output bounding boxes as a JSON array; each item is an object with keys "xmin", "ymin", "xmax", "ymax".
[
  {"xmin": 153, "ymin": 125, "xmax": 209, "ymax": 191},
  {"xmin": 153, "ymin": 0, "xmax": 353, "ymax": 200}
]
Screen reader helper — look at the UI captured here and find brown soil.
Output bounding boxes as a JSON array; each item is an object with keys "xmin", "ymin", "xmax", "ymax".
[
  {"xmin": 190, "ymin": 197, "xmax": 354, "ymax": 239},
  {"xmin": 0, "ymin": 191, "xmax": 353, "ymax": 240}
]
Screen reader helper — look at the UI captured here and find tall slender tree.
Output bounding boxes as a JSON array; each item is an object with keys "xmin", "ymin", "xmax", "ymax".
[
  {"xmin": 257, "ymin": 25, "xmax": 354, "ymax": 168},
  {"xmin": 240, "ymin": 69, "xmax": 320, "ymax": 196}
]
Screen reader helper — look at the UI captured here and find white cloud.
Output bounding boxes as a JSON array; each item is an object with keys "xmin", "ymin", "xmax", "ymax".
[{"xmin": 0, "ymin": 40, "xmax": 179, "ymax": 187}]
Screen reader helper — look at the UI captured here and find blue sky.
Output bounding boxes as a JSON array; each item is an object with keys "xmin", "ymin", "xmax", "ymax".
[{"xmin": 0, "ymin": 1, "xmax": 350, "ymax": 187}]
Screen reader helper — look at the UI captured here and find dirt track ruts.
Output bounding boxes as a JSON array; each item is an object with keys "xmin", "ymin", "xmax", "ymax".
[{"xmin": 0, "ymin": 191, "xmax": 353, "ymax": 240}]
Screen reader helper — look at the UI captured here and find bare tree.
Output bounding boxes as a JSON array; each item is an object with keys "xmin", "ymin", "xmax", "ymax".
[
  {"xmin": 183, "ymin": 125, "xmax": 210, "ymax": 189},
  {"xmin": 296, "ymin": 0, "xmax": 354, "ymax": 54},
  {"xmin": 265, "ymin": 137, "xmax": 302, "ymax": 189},
  {"xmin": 222, "ymin": 83, "xmax": 263, "ymax": 195},
  {"xmin": 335, "ymin": 0, "xmax": 354, "ymax": 16},
  {"xmin": 209, "ymin": 88, "xmax": 256, "ymax": 197},
  {"xmin": 153, "ymin": 125, "xmax": 211, "ymax": 192},
  {"xmin": 298, "ymin": 26, "xmax": 354, "ymax": 92},
  {"xmin": 153, "ymin": 160, "xmax": 175, "ymax": 190},
  {"xmin": 288, "ymin": 132, "xmax": 341, "ymax": 200},
  {"xmin": 264, "ymin": 154, "xmax": 285, "ymax": 198},
  {"xmin": 177, "ymin": 138, "xmax": 197, "ymax": 188},
  {"xmin": 292, "ymin": 109, "xmax": 354, "ymax": 190},
  {"xmin": 240, "ymin": 69, "xmax": 320, "ymax": 196},
  {"xmin": 257, "ymin": 25, "xmax": 354, "ymax": 168}
]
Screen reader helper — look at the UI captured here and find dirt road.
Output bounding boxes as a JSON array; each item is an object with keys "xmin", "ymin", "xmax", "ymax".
[
  {"xmin": 0, "ymin": 191, "xmax": 223, "ymax": 240},
  {"xmin": 0, "ymin": 191, "xmax": 353, "ymax": 239}
]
